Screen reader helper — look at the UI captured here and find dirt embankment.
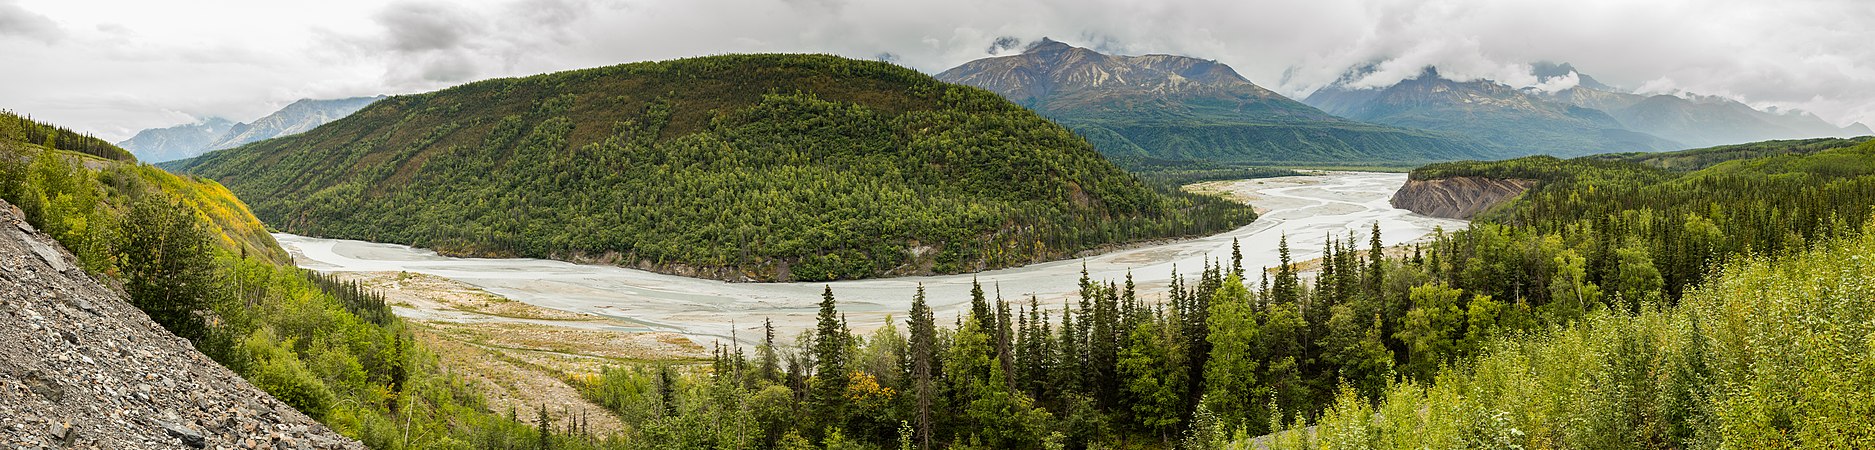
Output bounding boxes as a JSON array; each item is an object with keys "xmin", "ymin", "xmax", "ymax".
[
  {"xmin": 1389, "ymin": 176, "xmax": 1536, "ymax": 219},
  {"xmin": 0, "ymin": 200, "xmax": 361, "ymax": 449}
]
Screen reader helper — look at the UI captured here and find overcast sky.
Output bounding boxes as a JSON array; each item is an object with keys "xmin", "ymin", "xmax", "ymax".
[{"xmin": 4, "ymin": 0, "xmax": 1872, "ymax": 141}]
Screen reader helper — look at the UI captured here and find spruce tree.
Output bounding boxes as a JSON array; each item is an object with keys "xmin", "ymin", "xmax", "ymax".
[
  {"xmin": 811, "ymin": 286, "xmax": 849, "ymax": 432},
  {"xmin": 906, "ymin": 286, "xmax": 936, "ymax": 450},
  {"xmin": 1273, "ymin": 234, "xmax": 1300, "ymax": 305},
  {"xmin": 759, "ymin": 318, "xmax": 781, "ymax": 383}
]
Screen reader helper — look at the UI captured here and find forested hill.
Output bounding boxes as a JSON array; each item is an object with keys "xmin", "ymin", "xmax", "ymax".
[
  {"xmin": 1407, "ymin": 137, "xmax": 1875, "ymax": 301},
  {"xmin": 171, "ymin": 54, "xmax": 1256, "ymax": 281},
  {"xmin": 2, "ymin": 110, "xmax": 136, "ymax": 162}
]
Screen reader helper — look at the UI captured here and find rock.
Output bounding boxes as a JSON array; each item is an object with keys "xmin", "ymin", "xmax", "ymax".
[
  {"xmin": 23, "ymin": 371, "xmax": 63, "ymax": 402},
  {"xmin": 158, "ymin": 420, "xmax": 206, "ymax": 448},
  {"xmin": 1390, "ymin": 176, "xmax": 1537, "ymax": 219},
  {"xmin": 47, "ymin": 420, "xmax": 74, "ymax": 444},
  {"xmin": 18, "ymin": 231, "xmax": 73, "ymax": 273}
]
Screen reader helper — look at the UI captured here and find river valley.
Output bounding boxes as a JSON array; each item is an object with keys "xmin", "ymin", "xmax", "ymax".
[{"xmin": 278, "ymin": 171, "xmax": 1467, "ymax": 346}]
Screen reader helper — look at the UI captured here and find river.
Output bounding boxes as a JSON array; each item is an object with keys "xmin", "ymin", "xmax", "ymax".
[{"xmin": 277, "ymin": 171, "xmax": 1466, "ymax": 344}]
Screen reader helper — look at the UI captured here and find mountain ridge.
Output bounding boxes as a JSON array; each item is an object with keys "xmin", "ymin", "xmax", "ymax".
[
  {"xmin": 1305, "ymin": 66, "xmax": 1682, "ymax": 157},
  {"xmin": 937, "ymin": 39, "xmax": 1492, "ymax": 166},
  {"xmin": 1312, "ymin": 63, "xmax": 1870, "ymax": 156},
  {"xmin": 119, "ymin": 96, "xmax": 382, "ymax": 163}
]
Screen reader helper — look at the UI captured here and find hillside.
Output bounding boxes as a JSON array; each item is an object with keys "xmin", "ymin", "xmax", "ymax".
[
  {"xmin": 2, "ymin": 110, "xmax": 135, "ymax": 162},
  {"xmin": 1253, "ymin": 140, "xmax": 1875, "ymax": 447},
  {"xmin": 5, "ymin": 112, "xmax": 622, "ymax": 448},
  {"xmin": 936, "ymin": 39, "xmax": 1490, "ymax": 166},
  {"xmin": 120, "ymin": 96, "xmax": 382, "ymax": 163},
  {"xmin": 0, "ymin": 198, "xmax": 361, "ymax": 449},
  {"xmin": 1305, "ymin": 67, "xmax": 1681, "ymax": 157},
  {"xmin": 1590, "ymin": 136, "xmax": 1874, "ymax": 171},
  {"xmin": 172, "ymin": 54, "xmax": 1257, "ymax": 281}
]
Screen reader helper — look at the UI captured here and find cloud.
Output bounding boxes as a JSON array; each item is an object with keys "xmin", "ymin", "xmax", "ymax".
[
  {"xmin": 0, "ymin": 0, "xmax": 61, "ymax": 42},
  {"xmin": 986, "ymin": 36, "xmax": 1022, "ymax": 55},
  {"xmin": 375, "ymin": 2, "xmax": 480, "ymax": 52},
  {"xmin": 3, "ymin": 0, "xmax": 1873, "ymax": 140},
  {"xmin": 1528, "ymin": 72, "xmax": 1579, "ymax": 94}
]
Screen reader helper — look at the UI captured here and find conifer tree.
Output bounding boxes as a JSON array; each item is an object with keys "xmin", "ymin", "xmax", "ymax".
[
  {"xmin": 906, "ymin": 286, "xmax": 936, "ymax": 450},
  {"xmin": 811, "ymin": 286, "xmax": 849, "ymax": 432}
]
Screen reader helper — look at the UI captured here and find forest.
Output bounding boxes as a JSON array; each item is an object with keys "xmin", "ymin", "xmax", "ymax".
[
  {"xmin": 171, "ymin": 54, "xmax": 1256, "ymax": 282},
  {"xmin": 0, "ymin": 110, "xmax": 136, "ymax": 162},
  {"xmin": 526, "ymin": 137, "xmax": 1875, "ymax": 449}
]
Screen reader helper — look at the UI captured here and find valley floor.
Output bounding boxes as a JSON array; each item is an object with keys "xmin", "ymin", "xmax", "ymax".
[{"xmin": 328, "ymin": 271, "xmax": 703, "ymax": 434}]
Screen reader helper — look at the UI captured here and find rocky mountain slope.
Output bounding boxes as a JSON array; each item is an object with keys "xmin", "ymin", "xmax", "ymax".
[
  {"xmin": 119, "ymin": 96, "xmax": 381, "ymax": 163},
  {"xmin": 937, "ymin": 39, "xmax": 1490, "ymax": 165},
  {"xmin": 0, "ymin": 200, "xmax": 360, "ymax": 449}
]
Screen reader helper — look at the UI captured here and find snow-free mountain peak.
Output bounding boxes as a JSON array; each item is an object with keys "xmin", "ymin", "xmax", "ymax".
[
  {"xmin": 118, "ymin": 95, "xmax": 382, "ymax": 163},
  {"xmin": 938, "ymin": 40, "xmax": 1489, "ymax": 165}
]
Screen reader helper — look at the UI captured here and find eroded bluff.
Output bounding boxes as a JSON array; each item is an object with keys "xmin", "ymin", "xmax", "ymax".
[{"xmin": 1390, "ymin": 176, "xmax": 1536, "ymax": 219}]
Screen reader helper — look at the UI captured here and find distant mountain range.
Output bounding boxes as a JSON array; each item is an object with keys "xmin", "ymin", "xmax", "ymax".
[
  {"xmin": 119, "ymin": 96, "xmax": 382, "ymax": 163},
  {"xmin": 937, "ymin": 39, "xmax": 1491, "ymax": 166},
  {"xmin": 1306, "ymin": 64, "xmax": 1869, "ymax": 157}
]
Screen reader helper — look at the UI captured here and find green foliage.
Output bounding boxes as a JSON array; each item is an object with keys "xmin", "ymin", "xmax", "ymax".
[
  {"xmin": 243, "ymin": 329, "xmax": 336, "ymax": 418},
  {"xmin": 119, "ymin": 195, "xmax": 220, "ymax": 342},
  {"xmin": 175, "ymin": 54, "xmax": 1256, "ymax": 281},
  {"xmin": 1279, "ymin": 225, "xmax": 1875, "ymax": 448},
  {"xmin": 0, "ymin": 110, "xmax": 136, "ymax": 161},
  {"xmin": 1201, "ymin": 276, "xmax": 1261, "ymax": 432},
  {"xmin": 1591, "ymin": 136, "xmax": 1874, "ymax": 171}
]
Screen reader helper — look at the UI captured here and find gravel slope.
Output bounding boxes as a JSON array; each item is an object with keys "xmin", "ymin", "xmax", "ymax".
[{"xmin": 0, "ymin": 200, "xmax": 362, "ymax": 450}]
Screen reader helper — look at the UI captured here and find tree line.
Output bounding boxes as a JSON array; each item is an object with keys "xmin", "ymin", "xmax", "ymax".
[{"xmin": 0, "ymin": 110, "xmax": 135, "ymax": 161}]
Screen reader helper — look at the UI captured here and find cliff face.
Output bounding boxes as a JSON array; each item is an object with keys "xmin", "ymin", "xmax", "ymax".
[
  {"xmin": 1390, "ymin": 176, "xmax": 1536, "ymax": 219},
  {"xmin": 0, "ymin": 201, "xmax": 361, "ymax": 449}
]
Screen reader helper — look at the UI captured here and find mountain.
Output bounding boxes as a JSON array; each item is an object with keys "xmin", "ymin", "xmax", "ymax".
[
  {"xmin": 113, "ymin": 117, "xmax": 235, "ymax": 163},
  {"xmin": 1544, "ymin": 87, "xmax": 1871, "ymax": 148},
  {"xmin": 119, "ymin": 96, "xmax": 381, "ymax": 163},
  {"xmin": 1849, "ymin": 122, "xmax": 1874, "ymax": 135},
  {"xmin": 1530, "ymin": 61, "xmax": 1617, "ymax": 91},
  {"xmin": 1305, "ymin": 67, "xmax": 1681, "ymax": 157},
  {"xmin": 936, "ymin": 38, "xmax": 1490, "ymax": 166},
  {"xmin": 208, "ymin": 96, "xmax": 382, "ymax": 149},
  {"xmin": 170, "ymin": 54, "xmax": 1256, "ymax": 282}
]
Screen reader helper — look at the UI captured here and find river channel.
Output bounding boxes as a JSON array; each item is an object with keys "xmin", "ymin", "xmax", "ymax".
[{"xmin": 277, "ymin": 171, "xmax": 1467, "ymax": 344}]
